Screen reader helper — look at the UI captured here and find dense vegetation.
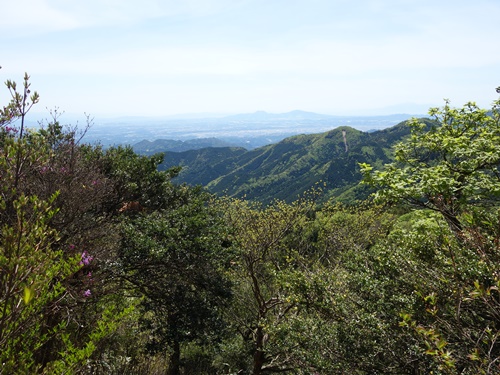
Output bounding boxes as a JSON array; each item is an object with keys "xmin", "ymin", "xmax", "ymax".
[{"xmin": 1, "ymin": 74, "xmax": 500, "ymax": 374}]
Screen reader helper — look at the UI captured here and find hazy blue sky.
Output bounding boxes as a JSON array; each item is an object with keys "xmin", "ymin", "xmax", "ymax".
[{"xmin": 2, "ymin": 0, "xmax": 500, "ymax": 117}]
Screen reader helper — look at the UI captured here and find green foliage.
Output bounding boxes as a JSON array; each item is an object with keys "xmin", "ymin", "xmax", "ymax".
[
  {"xmin": 0, "ymin": 75, "xmax": 134, "ymax": 374},
  {"xmin": 310, "ymin": 203, "xmax": 425, "ymax": 373},
  {"xmin": 0, "ymin": 75, "xmax": 79, "ymax": 374},
  {"xmin": 102, "ymin": 145, "xmax": 181, "ymax": 210},
  {"xmin": 361, "ymin": 97, "xmax": 500, "ymax": 373},
  {"xmin": 361, "ymin": 99, "xmax": 500, "ymax": 232},
  {"xmin": 118, "ymin": 186, "xmax": 234, "ymax": 374},
  {"xmin": 213, "ymin": 195, "xmax": 391, "ymax": 374},
  {"xmin": 217, "ymin": 196, "xmax": 318, "ymax": 373},
  {"xmin": 44, "ymin": 303, "xmax": 137, "ymax": 375},
  {"xmin": 0, "ymin": 192, "xmax": 80, "ymax": 374}
]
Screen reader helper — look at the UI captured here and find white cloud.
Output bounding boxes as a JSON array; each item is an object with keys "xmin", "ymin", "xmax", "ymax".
[
  {"xmin": 37, "ymin": 0, "xmax": 250, "ymax": 29},
  {"xmin": 1, "ymin": 0, "xmax": 80, "ymax": 34},
  {"xmin": 1, "ymin": 0, "xmax": 249, "ymax": 36}
]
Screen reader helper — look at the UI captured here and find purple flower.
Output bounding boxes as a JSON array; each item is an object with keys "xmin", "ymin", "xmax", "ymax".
[
  {"xmin": 4, "ymin": 126, "xmax": 18, "ymax": 133},
  {"xmin": 80, "ymin": 251, "xmax": 93, "ymax": 266},
  {"xmin": 83, "ymin": 289, "xmax": 91, "ymax": 297}
]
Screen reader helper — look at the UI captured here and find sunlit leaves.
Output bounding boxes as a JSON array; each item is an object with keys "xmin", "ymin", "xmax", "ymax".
[
  {"xmin": 361, "ymin": 98, "xmax": 500, "ymax": 372},
  {"xmin": 361, "ymin": 99, "xmax": 500, "ymax": 233}
]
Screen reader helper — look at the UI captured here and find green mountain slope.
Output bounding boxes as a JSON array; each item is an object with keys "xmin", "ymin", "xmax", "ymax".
[{"xmin": 158, "ymin": 119, "xmax": 433, "ymax": 203}]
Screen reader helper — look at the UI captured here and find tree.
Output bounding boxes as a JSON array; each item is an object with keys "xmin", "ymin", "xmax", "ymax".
[
  {"xmin": 218, "ymin": 196, "xmax": 330, "ymax": 374},
  {"xmin": 361, "ymin": 98, "xmax": 500, "ymax": 233},
  {"xmin": 361, "ymin": 97, "xmax": 500, "ymax": 373},
  {"xmin": 100, "ymin": 145, "xmax": 183, "ymax": 213},
  {"xmin": 118, "ymin": 186, "xmax": 233, "ymax": 375},
  {"xmin": 0, "ymin": 74, "xmax": 132, "ymax": 374},
  {"xmin": 0, "ymin": 191, "xmax": 73, "ymax": 374}
]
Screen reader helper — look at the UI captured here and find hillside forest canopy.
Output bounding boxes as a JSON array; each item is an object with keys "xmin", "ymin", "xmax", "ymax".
[{"xmin": 1, "ymin": 74, "xmax": 500, "ymax": 374}]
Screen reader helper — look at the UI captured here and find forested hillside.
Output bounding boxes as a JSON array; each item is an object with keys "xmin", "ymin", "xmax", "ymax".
[
  {"xmin": 2, "ymin": 75, "xmax": 500, "ymax": 375},
  {"xmin": 158, "ymin": 120, "xmax": 435, "ymax": 204}
]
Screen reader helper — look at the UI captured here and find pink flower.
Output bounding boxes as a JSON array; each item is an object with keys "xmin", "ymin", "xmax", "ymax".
[
  {"xmin": 80, "ymin": 251, "xmax": 93, "ymax": 266},
  {"xmin": 83, "ymin": 289, "xmax": 91, "ymax": 297},
  {"xmin": 4, "ymin": 126, "xmax": 18, "ymax": 133}
]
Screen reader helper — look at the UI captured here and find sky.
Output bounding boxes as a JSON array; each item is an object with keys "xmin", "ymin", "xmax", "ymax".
[{"xmin": 1, "ymin": 0, "xmax": 500, "ymax": 118}]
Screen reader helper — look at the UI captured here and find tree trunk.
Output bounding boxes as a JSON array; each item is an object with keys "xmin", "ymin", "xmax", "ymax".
[
  {"xmin": 252, "ymin": 326, "xmax": 265, "ymax": 375},
  {"xmin": 167, "ymin": 340, "xmax": 181, "ymax": 375}
]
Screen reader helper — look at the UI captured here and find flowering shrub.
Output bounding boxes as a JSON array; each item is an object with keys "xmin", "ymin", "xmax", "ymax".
[{"xmin": 80, "ymin": 251, "xmax": 94, "ymax": 266}]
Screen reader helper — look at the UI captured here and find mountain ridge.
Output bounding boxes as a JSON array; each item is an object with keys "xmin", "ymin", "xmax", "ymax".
[{"xmin": 155, "ymin": 118, "xmax": 436, "ymax": 204}]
